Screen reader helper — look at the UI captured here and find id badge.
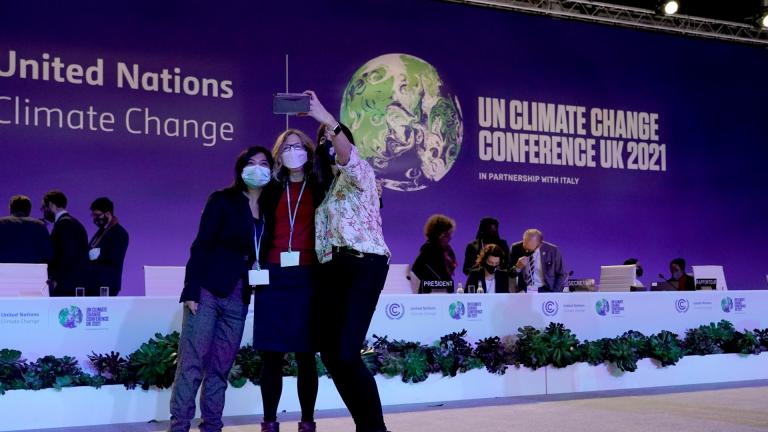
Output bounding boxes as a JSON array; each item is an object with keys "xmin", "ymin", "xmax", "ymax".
[
  {"xmin": 280, "ymin": 251, "xmax": 300, "ymax": 267},
  {"xmin": 248, "ymin": 269, "xmax": 270, "ymax": 286}
]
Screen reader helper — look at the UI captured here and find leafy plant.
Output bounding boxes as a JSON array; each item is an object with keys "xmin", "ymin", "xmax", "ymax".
[
  {"xmin": 684, "ymin": 321, "xmax": 736, "ymax": 355},
  {"xmin": 734, "ymin": 330, "xmax": 761, "ymax": 355},
  {"xmin": 755, "ymin": 329, "xmax": 768, "ymax": 352},
  {"xmin": 432, "ymin": 330, "xmax": 481, "ymax": 377},
  {"xmin": 0, "ymin": 349, "xmax": 28, "ymax": 394},
  {"xmin": 648, "ymin": 331, "xmax": 684, "ymax": 367},
  {"xmin": 88, "ymin": 351, "xmax": 128, "ymax": 384},
  {"xmin": 24, "ymin": 355, "xmax": 96, "ymax": 390},
  {"xmin": 475, "ymin": 337, "xmax": 507, "ymax": 375},
  {"xmin": 370, "ymin": 335, "xmax": 431, "ymax": 383},
  {"xmin": 541, "ymin": 323, "xmax": 580, "ymax": 368},
  {"xmin": 621, "ymin": 330, "xmax": 650, "ymax": 360},
  {"xmin": 578, "ymin": 339, "xmax": 609, "ymax": 366},
  {"xmin": 514, "ymin": 326, "xmax": 549, "ymax": 370},
  {"xmin": 231, "ymin": 345, "xmax": 263, "ymax": 386},
  {"xmin": 605, "ymin": 337, "xmax": 639, "ymax": 372},
  {"xmin": 361, "ymin": 345, "xmax": 381, "ymax": 376},
  {"xmin": 125, "ymin": 332, "xmax": 179, "ymax": 390}
]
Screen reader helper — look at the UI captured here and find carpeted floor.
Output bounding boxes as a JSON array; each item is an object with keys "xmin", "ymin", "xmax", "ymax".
[{"xmin": 19, "ymin": 381, "xmax": 768, "ymax": 432}]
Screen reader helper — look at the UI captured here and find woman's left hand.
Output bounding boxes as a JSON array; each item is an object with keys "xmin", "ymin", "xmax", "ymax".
[{"xmin": 303, "ymin": 90, "xmax": 336, "ymax": 126}]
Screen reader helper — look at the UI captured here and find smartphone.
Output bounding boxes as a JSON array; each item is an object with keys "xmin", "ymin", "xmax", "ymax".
[{"xmin": 273, "ymin": 93, "xmax": 310, "ymax": 115}]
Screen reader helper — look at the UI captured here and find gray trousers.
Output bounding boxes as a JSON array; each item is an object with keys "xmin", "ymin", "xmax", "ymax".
[{"xmin": 169, "ymin": 283, "xmax": 248, "ymax": 432}]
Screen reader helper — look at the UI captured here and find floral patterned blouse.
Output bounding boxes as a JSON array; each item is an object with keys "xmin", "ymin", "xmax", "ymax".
[{"xmin": 315, "ymin": 147, "xmax": 391, "ymax": 264}]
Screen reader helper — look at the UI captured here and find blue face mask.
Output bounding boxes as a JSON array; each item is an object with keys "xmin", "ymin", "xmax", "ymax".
[{"xmin": 242, "ymin": 165, "xmax": 271, "ymax": 188}]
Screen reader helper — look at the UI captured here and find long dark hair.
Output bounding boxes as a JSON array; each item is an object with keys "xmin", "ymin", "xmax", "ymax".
[
  {"xmin": 475, "ymin": 217, "xmax": 499, "ymax": 240},
  {"xmin": 233, "ymin": 146, "xmax": 274, "ymax": 191}
]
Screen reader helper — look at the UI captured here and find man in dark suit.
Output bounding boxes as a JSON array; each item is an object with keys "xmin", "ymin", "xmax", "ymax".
[
  {"xmin": 42, "ymin": 190, "xmax": 90, "ymax": 296},
  {"xmin": 0, "ymin": 195, "xmax": 53, "ymax": 264},
  {"xmin": 87, "ymin": 197, "xmax": 129, "ymax": 296},
  {"xmin": 509, "ymin": 228, "xmax": 566, "ymax": 293}
]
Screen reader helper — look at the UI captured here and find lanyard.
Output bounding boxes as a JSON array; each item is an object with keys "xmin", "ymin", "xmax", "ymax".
[
  {"xmin": 253, "ymin": 216, "xmax": 265, "ymax": 270},
  {"xmin": 286, "ymin": 181, "xmax": 307, "ymax": 252}
]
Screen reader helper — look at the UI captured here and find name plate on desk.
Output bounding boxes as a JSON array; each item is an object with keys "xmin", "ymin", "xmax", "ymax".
[
  {"xmin": 696, "ymin": 278, "xmax": 717, "ymax": 290},
  {"xmin": 420, "ymin": 280, "xmax": 454, "ymax": 293},
  {"xmin": 568, "ymin": 278, "xmax": 596, "ymax": 292}
]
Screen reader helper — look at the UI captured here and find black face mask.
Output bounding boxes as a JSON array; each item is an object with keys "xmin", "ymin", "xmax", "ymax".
[
  {"xmin": 483, "ymin": 263, "xmax": 498, "ymax": 274},
  {"xmin": 93, "ymin": 216, "xmax": 109, "ymax": 228}
]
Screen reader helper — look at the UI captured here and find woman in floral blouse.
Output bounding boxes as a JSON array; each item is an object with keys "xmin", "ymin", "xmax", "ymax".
[{"xmin": 303, "ymin": 90, "xmax": 392, "ymax": 432}]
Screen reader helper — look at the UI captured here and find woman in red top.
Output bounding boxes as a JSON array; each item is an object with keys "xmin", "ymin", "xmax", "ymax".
[{"xmin": 253, "ymin": 129, "xmax": 327, "ymax": 432}]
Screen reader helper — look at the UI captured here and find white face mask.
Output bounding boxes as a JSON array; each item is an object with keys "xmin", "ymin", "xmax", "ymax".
[
  {"xmin": 241, "ymin": 165, "xmax": 271, "ymax": 188},
  {"xmin": 282, "ymin": 148, "xmax": 308, "ymax": 169}
]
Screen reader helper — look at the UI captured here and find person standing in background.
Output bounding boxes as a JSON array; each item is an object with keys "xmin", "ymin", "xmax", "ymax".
[
  {"xmin": 0, "ymin": 195, "xmax": 52, "ymax": 264},
  {"xmin": 42, "ymin": 190, "xmax": 90, "ymax": 296},
  {"xmin": 462, "ymin": 217, "xmax": 509, "ymax": 275},
  {"xmin": 87, "ymin": 197, "xmax": 129, "ymax": 296},
  {"xmin": 411, "ymin": 214, "xmax": 457, "ymax": 293}
]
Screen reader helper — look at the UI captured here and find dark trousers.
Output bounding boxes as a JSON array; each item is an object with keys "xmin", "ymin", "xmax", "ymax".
[
  {"xmin": 319, "ymin": 252, "xmax": 389, "ymax": 432},
  {"xmin": 169, "ymin": 283, "xmax": 248, "ymax": 432}
]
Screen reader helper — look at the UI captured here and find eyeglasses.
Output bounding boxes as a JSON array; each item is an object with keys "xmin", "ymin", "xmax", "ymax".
[{"xmin": 282, "ymin": 144, "xmax": 304, "ymax": 153}]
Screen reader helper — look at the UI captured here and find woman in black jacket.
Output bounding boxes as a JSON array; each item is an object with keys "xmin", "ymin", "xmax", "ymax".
[
  {"xmin": 411, "ymin": 214, "xmax": 457, "ymax": 293},
  {"xmin": 169, "ymin": 146, "xmax": 274, "ymax": 432},
  {"xmin": 465, "ymin": 244, "xmax": 510, "ymax": 294}
]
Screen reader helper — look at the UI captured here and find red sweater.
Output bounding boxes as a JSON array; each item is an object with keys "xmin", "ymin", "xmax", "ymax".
[{"xmin": 267, "ymin": 181, "xmax": 316, "ymax": 265}]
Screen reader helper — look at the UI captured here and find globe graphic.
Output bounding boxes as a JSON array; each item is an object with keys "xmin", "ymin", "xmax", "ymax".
[{"xmin": 340, "ymin": 54, "xmax": 463, "ymax": 192}]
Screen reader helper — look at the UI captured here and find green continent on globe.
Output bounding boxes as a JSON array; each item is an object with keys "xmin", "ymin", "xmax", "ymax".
[{"xmin": 340, "ymin": 54, "xmax": 463, "ymax": 192}]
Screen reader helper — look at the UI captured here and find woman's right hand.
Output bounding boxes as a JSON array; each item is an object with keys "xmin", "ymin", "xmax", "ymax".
[{"xmin": 184, "ymin": 300, "xmax": 199, "ymax": 315}]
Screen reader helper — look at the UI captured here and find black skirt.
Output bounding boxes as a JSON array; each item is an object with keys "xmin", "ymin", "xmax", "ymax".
[{"xmin": 252, "ymin": 263, "xmax": 318, "ymax": 353}]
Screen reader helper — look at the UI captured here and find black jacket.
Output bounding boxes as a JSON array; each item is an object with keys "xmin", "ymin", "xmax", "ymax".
[
  {"xmin": 88, "ymin": 222, "xmax": 129, "ymax": 295},
  {"xmin": 412, "ymin": 241, "xmax": 456, "ymax": 293},
  {"xmin": 509, "ymin": 241, "xmax": 566, "ymax": 293},
  {"xmin": 465, "ymin": 268, "xmax": 511, "ymax": 293},
  {"xmin": 0, "ymin": 216, "xmax": 53, "ymax": 264},
  {"xmin": 49, "ymin": 213, "xmax": 90, "ymax": 296},
  {"xmin": 462, "ymin": 238, "xmax": 510, "ymax": 275},
  {"xmin": 181, "ymin": 187, "xmax": 269, "ymax": 304}
]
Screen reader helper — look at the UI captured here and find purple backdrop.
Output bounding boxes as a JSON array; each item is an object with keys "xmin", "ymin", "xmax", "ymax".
[{"xmin": 1, "ymin": 0, "xmax": 766, "ymax": 295}]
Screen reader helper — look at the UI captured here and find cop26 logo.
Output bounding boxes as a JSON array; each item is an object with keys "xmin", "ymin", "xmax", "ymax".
[
  {"xmin": 58, "ymin": 306, "xmax": 83, "ymax": 328},
  {"xmin": 721, "ymin": 297, "xmax": 734, "ymax": 313},
  {"xmin": 385, "ymin": 303, "xmax": 405, "ymax": 320},
  {"xmin": 675, "ymin": 298, "xmax": 690, "ymax": 314},
  {"xmin": 449, "ymin": 301, "xmax": 466, "ymax": 320},
  {"xmin": 542, "ymin": 300, "xmax": 559, "ymax": 317},
  {"xmin": 595, "ymin": 299, "xmax": 610, "ymax": 316}
]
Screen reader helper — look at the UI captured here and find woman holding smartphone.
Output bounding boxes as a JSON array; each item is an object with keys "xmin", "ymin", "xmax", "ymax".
[{"xmin": 306, "ymin": 90, "xmax": 392, "ymax": 432}]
